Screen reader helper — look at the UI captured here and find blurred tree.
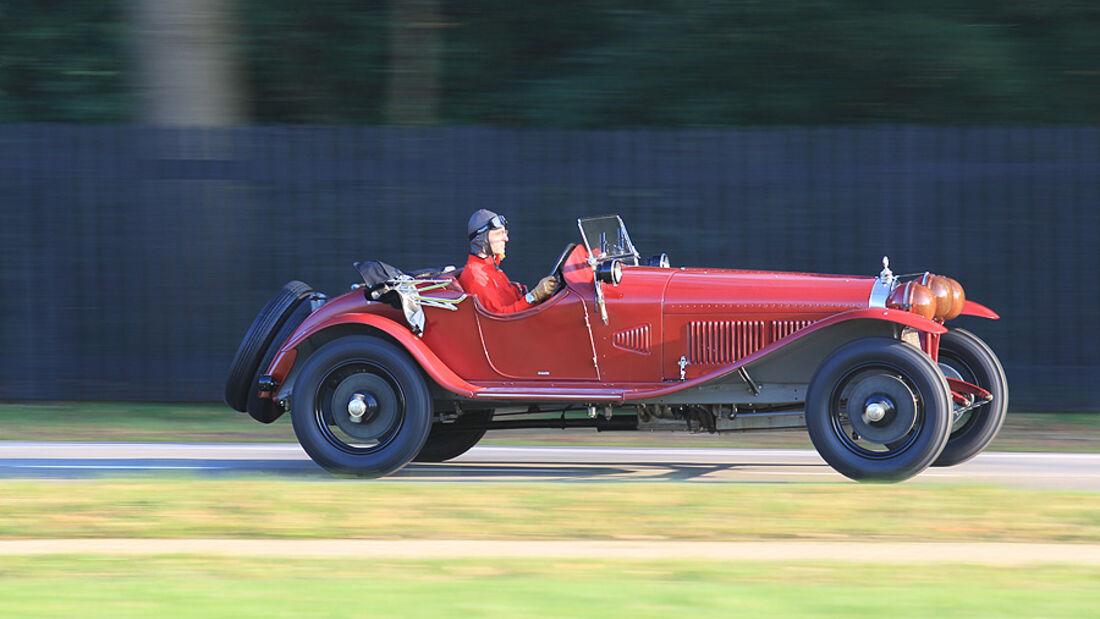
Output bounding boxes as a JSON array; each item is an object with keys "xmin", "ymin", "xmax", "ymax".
[
  {"xmin": 131, "ymin": 0, "xmax": 245, "ymax": 125},
  {"xmin": 385, "ymin": 0, "xmax": 441, "ymax": 124}
]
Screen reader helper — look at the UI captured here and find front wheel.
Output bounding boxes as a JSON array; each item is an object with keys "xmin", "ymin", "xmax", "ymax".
[
  {"xmin": 290, "ymin": 336, "xmax": 432, "ymax": 477},
  {"xmin": 806, "ymin": 337, "xmax": 952, "ymax": 482}
]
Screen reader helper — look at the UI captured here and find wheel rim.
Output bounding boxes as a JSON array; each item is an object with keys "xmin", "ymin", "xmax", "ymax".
[
  {"xmin": 938, "ymin": 350, "xmax": 982, "ymax": 434},
  {"xmin": 313, "ymin": 361, "xmax": 407, "ymax": 455},
  {"xmin": 828, "ymin": 363, "xmax": 925, "ymax": 459}
]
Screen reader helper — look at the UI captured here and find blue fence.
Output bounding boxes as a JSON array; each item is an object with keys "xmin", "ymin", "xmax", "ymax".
[{"xmin": 1, "ymin": 125, "xmax": 1097, "ymax": 409}]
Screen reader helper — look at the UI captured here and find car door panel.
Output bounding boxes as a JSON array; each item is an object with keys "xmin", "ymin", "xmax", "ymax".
[{"xmin": 474, "ymin": 289, "xmax": 598, "ymax": 380}]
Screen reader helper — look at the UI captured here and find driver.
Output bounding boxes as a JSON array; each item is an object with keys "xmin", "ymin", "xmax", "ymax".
[{"xmin": 458, "ymin": 209, "xmax": 560, "ymax": 313}]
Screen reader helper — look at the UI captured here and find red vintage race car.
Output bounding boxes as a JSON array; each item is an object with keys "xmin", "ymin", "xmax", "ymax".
[{"xmin": 226, "ymin": 215, "xmax": 1007, "ymax": 482}]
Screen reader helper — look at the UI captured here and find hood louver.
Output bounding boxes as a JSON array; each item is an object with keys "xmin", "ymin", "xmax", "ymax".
[
  {"xmin": 688, "ymin": 320, "xmax": 814, "ymax": 364},
  {"xmin": 612, "ymin": 324, "xmax": 651, "ymax": 354}
]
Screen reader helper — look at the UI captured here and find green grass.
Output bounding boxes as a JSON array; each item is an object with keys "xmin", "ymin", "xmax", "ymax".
[
  {"xmin": 1, "ymin": 402, "xmax": 1097, "ymax": 452},
  {"xmin": 0, "ymin": 402, "xmax": 298, "ymax": 443},
  {"xmin": 2, "ymin": 476, "xmax": 1095, "ymax": 615},
  {"xmin": 1, "ymin": 481, "xmax": 1097, "ymax": 542},
  {"xmin": 0, "ymin": 557, "xmax": 1096, "ymax": 617},
  {"xmin": 3, "ymin": 405, "xmax": 1095, "ymax": 616}
]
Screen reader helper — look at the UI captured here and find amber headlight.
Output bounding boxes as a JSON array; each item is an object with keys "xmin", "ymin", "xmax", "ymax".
[
  {"xmin": 919, "ymin": 273, "xmax": 966, "ymax": 321},
  {"xmin": 886, "ymin": 281, "xmax": 937, "ymax": 321},
  {"xmin": 946, "ymin": 276, "xmax": 965, "ymax": 319}
]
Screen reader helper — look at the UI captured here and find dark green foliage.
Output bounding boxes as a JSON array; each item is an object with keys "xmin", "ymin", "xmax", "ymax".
[
  {"xmin": 239, "ymin": 0, "xmax": 389, "ymax": 123},
  {"xmin": 0, "ymin": 0, "xmax": 131, "ymax": 122},
  {"xmin": 440, "ymin": 1, "xmax": 1100, "ymax": 125},
  {"xmin": 1, "ymin": 0, "xmax": 1099, "ymax": 124},
  {"xmin": 441, "ymin": 1, "xmax": 613, "ymax": 125}
]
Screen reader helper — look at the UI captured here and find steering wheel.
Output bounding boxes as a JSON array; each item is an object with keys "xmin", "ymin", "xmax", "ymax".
[{"xmin": 549, "ymin": 243, "xmax": 578, "ymax": 281}]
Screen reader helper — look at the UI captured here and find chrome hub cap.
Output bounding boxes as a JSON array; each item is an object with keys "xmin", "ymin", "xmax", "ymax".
[
  {"xmin": 329, "ymin": 372, "xmax": 397, "ymax": 442},
  {"xmin": 845, "ymin": 374, "xmax": 918, "ymax": 446},
  {"xmin": 347, "ymin": 393, "xmax": 378, "ymax": 423},
  {"xmin": 863, "ymin": 399, "xmax": 891, "ymax": 423}
]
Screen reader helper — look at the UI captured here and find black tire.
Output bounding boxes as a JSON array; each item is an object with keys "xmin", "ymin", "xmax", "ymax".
[
  {"xmin": 932, "ymin": 329, "xmax": 1009, "ymax": 467},
  {"xmin": 290, "ymin": 336, "xmax": 432, "ymax": 477},
  {"xmin": 806, "ymin": 337, "xmax": 952, "ymax": 482},
  {"xmin": 246, "ymin": 300, "xmax": 314, "ymax": 424},
  {"xmin": 225, "ymin": 281, "xmax": 313, "ymax": 412},
  {"xmin": 414, "ymin": 410, "xmax": 493, "ymax": 462}
]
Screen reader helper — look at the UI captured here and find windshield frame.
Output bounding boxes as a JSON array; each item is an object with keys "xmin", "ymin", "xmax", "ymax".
[{"xmin": 576, "ymin": 215, "xmax": 640, "ymax": 265}]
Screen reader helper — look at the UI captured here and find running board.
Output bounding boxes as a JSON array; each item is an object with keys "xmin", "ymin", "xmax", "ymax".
[{"xmin": 471, "ymin": 382, "xmax": 807, "ymax": 406}]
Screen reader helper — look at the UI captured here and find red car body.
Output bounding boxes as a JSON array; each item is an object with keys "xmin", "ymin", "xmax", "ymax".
[
  {"xmin": 227, "ymin": 216, "xmax": 1006, "ymax": 482},
  {"xmin": 266, "ymin": 246, "xmax": 993, "ymax": 400}
]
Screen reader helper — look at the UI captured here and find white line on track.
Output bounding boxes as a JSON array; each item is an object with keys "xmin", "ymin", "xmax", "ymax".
[
  {"xmin": 2, "ymin": 443, "xmax": 1098, "ymax": 488},
  {"xmin": 14, "ymin": 465, "xmax": 227, "ymax": 471}
]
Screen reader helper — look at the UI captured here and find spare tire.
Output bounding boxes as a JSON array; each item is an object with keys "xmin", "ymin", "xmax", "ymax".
[
  {"xmin": 247, "ymin": 300, "xmax": 314, "ymax": 423},
  {"xmin": 225, "ymin": 281, "xmax": 313, "ymax": 412}
]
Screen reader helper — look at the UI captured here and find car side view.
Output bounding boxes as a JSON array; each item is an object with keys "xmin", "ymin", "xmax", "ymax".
[{"xmin": 225, "ymin": 216, "xmax": 1007, "ymax": 482}]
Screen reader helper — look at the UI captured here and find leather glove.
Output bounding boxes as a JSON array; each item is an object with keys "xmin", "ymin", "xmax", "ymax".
[{"xmin": 525, "ymin": 275, "xmax": 561, "ymax": 304}]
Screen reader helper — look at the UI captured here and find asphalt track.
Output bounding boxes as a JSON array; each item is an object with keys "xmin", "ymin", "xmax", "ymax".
[{"xmin": 1, "ymin": 442, "xmax": 1098, "ymax": 488}]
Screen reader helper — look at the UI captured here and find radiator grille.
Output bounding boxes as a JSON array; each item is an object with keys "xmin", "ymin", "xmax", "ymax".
[
  {"xmin": 688, "ymin": 321, "xmax": 766, "ymax": 364},
  {"xmin": 613, "ymin": 324, "xmax": 651, "ymax": 354}
]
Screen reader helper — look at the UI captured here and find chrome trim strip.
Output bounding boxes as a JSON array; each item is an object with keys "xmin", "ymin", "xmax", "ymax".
[
  {"xmin": 475, "ymin": 392, "xmax": 622, "ymax": 401},
  {"xmin": 578, "ymin": 297, "xmax": 602, "ymax": 380},
  {"xmin": 615, "ymin": 214, "xmax": 641, "ymax": 265},
  {"xmin": 868, "ymin": 278, "xmax": 893, "ymax": 308}
]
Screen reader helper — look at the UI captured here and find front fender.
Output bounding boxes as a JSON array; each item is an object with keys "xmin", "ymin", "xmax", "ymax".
[
  {"xmin": 266, "ymin": 313, "xmax": 479, "ymax": 398},
  {"xmin": 626, "ymin": 308, "xmax": 946, "ymax": 401},
  {"xmin": 815, "ymin": 307, "xmax": 948, "ymax": 336},
  {"xmin": 960, "ymin": 300, "xmax": 999, "ymax": 320}
]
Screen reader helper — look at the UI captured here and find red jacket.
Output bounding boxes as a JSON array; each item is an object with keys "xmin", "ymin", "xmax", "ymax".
[{"xmin": 458, "ymin": 254, "xmax": 533, "ymax": 314}]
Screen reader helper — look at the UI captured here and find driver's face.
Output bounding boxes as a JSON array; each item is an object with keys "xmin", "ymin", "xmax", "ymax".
[{"xmin": 488, "ymin": 227, "xmax": 508, "ymax": 255}]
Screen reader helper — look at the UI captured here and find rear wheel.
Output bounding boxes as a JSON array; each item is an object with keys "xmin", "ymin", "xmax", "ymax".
[
  {"xmin": 806, "ymin": 337, "xmax": 952, "ymax": 482},
  {"xmin": 414, "ymin": 410, "xmax": 492, "ymax": 462},
  {"xmin": 290, "ymin": 336, "xmax": 431, "ymax": 477},
  {"xmin": 932, "ymin": 329, "xmax": 1009, "ymax": 467}
]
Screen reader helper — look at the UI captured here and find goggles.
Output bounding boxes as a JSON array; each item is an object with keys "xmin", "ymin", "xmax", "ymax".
[{"xmin": 469, "ymin": 214, "xmax": 508, "ymax": 239}]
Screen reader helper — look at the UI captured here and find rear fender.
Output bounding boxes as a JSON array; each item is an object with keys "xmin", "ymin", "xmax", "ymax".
[{"xmin": 265, "ymin": 313, "xmax": 478, "ymax": 400}]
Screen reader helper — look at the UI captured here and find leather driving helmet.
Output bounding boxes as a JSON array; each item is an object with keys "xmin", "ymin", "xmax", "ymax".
[{"xmin": 468, "ymin": 209, "xmax": 507, "ymax": 255}]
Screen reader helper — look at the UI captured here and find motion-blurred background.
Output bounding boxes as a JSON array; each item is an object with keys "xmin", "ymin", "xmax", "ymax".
[{"xmin": 0, "ymin": 1, "xmax": 1096, "ymax": 409}]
